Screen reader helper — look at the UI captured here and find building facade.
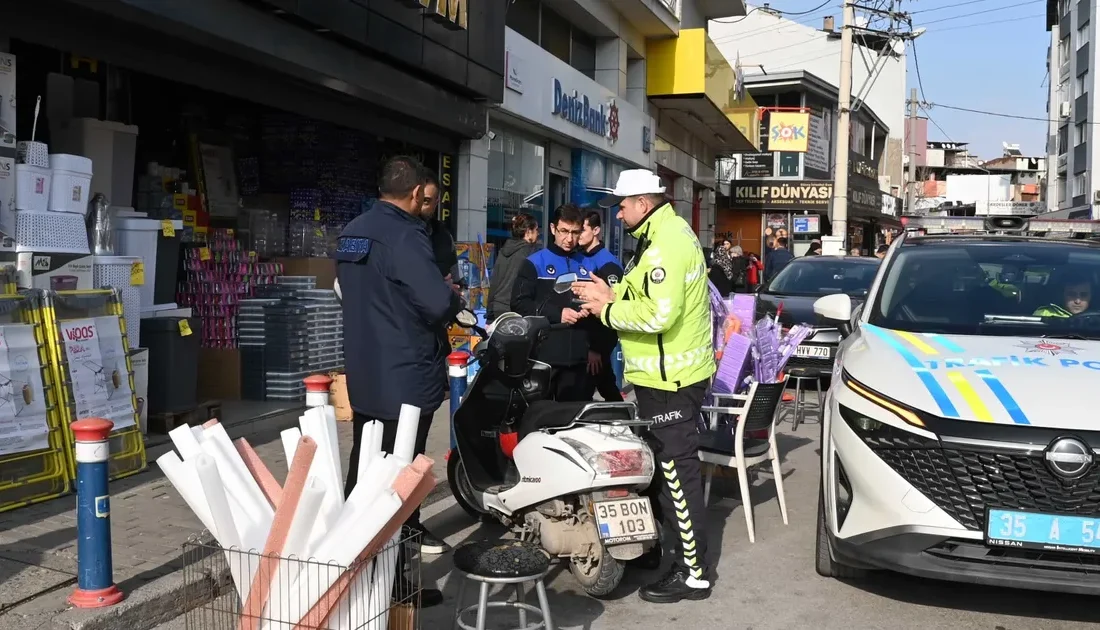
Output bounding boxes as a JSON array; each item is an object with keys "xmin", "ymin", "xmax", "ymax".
[
  {"xmin": 710, "ymin": 7, "xmax": 907, "ymax": 193},
  {"xmin": 1045, "ymin": 0, "xmax": 1096, "ymax": 218}
]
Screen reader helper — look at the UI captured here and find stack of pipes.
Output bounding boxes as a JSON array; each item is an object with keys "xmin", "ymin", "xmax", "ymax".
[{"xmin": 157, "ymin": 403, "xmax": 434, "ymax": 630}]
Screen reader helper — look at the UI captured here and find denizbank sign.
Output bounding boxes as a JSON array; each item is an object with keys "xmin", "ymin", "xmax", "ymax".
[{"xmin": 551, "ymin": 79, "xmax": 620, "ymax": 144}]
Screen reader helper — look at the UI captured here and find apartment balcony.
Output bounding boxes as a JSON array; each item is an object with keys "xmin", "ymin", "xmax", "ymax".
[
  {"xmin": 605, "ymin": 0, "xmax": 681, "ymax": 37},
  {"xmin": 1058, "ymin": 152, "xmax": 1068, "ymax": 171},
  {"xmin": 697, "ymin": 0, "xmax": 748, "ymax": 20},
  {"xmin": 647, "ymin": 28, "xmax": 757, "ymax": 154}
]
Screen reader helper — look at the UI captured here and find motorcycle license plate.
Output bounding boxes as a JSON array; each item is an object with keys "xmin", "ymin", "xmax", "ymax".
[{"xmin": 593, "ymin": 498, "xmax": 658, "ymax": 544}]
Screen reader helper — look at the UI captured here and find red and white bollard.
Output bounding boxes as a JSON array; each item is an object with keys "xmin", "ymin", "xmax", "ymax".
[{"xmin": 303, "ymin": 374, "xmax": 333, "ymax": 408}]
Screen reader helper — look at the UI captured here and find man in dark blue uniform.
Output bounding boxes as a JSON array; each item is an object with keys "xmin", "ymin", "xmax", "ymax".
[
  {"xmin": 579, "ymin": 210, "xmax": 624, "ymax": 402},
  {"xmin": 335, "ymin": 156, "xmax": 462, "ymax": 607},
  {"xmin": 510, "ymin": 204, "xmax": 593, "ymax": 401}
]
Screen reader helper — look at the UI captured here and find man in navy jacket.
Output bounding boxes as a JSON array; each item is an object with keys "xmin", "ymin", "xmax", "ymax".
[
  {"xmin": 335, "ymin": 156, "xmax": 462, "ymax": 603},
  {"xmin": 579, "ymin": 210, "xmax": 624, "ymax": 402}
]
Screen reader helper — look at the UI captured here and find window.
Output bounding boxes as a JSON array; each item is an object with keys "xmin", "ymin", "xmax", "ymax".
[
  {"xmin": 540, "ymin": 7, "xmax": 571, "ymax": 65},
  {"xmin": 870, "ymin": 242, "xmax": 1100, "ymax": 338},
  {"xmin": 850, "ymin": 119, "xmax": 867, "ymax": 155},
  {"xmin": 570, "ymin": 29, "xmax": 596, "ymax": 80},
  {"xmin": 1079, "ymin": 23, "xmax": 1090, "ymax": 49},
  {"xmin": 766, "ymin": 259, "xmax": 878, "ymax": 298},
  {"xmin": 778, "ymin": 152, "xmax": 800, "ymax": 177},
  {"xmin": 1059, "ymin": 125, "xmax": 1069, "ymax": 153},
  {"xmin": 1058, "ymin": 174, "xmax": 1067, "ymax": 202},
  {"xmin": 486, "ymin": 125, "xmax": 545, "ymax": 249},
  {"xmin": 1060, "ymin": 36, "xmax": 1071, "ymax": 65},
  {"xmin": 1076, "ymin": 72, "xmax": 1088, "ymax": 97},
  {"xmin": 506, "ymin": 0, "xmax": 539, "ymax": 44},
  {"xmin": 1064, "ymin": 0, "xmax": 1072, "ymax": 16},
  {"xmin": 1074, "ymin": 173, "xmax": 1088, "ymax": 197},
  {"xmin": 1075, "ymin": 121, "xmax": 1087, "ymax": 145}
]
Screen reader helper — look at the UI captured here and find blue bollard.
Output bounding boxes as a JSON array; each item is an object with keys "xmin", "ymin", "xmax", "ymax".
[
  {"xmin": 447, "ymin": 351, "xmax": 470, "ymax": 452},
  {"xmin": 69, "ymin": 418, "xmax": 124, "ymax": 608}
]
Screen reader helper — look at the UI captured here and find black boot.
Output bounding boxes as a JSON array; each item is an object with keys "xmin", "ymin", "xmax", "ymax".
[
  {"xmin": 405, "ymin": 521, "xmax": 451, "ymax": 555},
  {"xmin": 638, "ymin": 567, "xmax": 711, "ymax": 604}
]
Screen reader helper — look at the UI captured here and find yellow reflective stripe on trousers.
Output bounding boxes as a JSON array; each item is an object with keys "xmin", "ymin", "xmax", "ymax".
[{"xmin": 661, "ymin": 460, "xmax": 703, "ymax": 580}]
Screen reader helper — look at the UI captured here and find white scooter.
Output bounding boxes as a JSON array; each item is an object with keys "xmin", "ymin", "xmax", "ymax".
[{"xmin": 449, "ymin": 277, "xmax": 658, "ymax": 597}]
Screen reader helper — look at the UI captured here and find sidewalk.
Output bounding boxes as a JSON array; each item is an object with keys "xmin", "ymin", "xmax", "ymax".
[{"xmin": 0, "ymin": 406, "xmax": 453, "ymax": 630}]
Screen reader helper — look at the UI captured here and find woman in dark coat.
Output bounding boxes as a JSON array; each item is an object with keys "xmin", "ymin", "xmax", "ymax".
[
  {"xmin": 487, "ymin": 213, "xmax": 541, "ymax": 322},
  {"xmin": 708, "ymin": 237, "xmax": 735, "ymax": 296}
]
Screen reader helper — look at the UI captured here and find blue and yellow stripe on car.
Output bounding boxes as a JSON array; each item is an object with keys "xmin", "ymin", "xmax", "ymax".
[{"xmin": 863, "ymin": 325, "xmax": 1030, "ymax": 425}]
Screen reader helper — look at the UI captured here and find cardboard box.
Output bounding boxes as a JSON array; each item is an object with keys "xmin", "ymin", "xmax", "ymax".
[
  {"xmin": 198, "ymin": 348, "xmax": 241, "ymax": 401},
  {"xmin": 275, "ymin": 256, "xmax": 336, "ymax": 289},
  {"xmin": 16, "ymin": 253, "xmax": 94, "ymax": 290},
  {"xmin": 130, "ymin": 348, "xmax": 149, "ymax": 434}
]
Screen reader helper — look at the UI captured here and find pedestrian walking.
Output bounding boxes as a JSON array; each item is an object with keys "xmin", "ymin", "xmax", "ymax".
[
  {"xmin": 573, "ymin": 169, "xmax": 717, "ymax": 604},
  {"xmin": 708, "ymin": 238, "xmax": 735, "ymax": 295},
  {"xmin": 487, "ymin": 213, "xmax": 541, "ymax": 322},
  {"xmin": 765, "ymin": 236, "xmax": 794, "ymax": 283},
  {"xmin": 728, "ymin": 245, "xmax": 750, "ymax": 293},
  {"xmin": 578, "ymin": 210, "xmax": 624, "ymax": 402},
  {"xmin": 746, "ymin": 252, "xmax": 764, "ymax": 291},
  {"xmin": 511, "ymin": 204, "xmax": 592, "ymax": 401},
  {"xmin": 334, "ymin": 156, "xmax": 463, "ymax": 607}
]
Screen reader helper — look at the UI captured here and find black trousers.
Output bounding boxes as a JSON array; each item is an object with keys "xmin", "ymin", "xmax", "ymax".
[
  {"xmin": 552, "ymin": 363, "xmax": 592, "ymax": 402},
  {"xmin": 344, "ymin": 408, "xmax": 435, "ymax": 524},
  {"xmin": 636, "ymin": 381, "xmax": 710, "ymax": 582},
  {"xmin": 584, "ymin": 350, "xmax": 623, "ymax": 402}
]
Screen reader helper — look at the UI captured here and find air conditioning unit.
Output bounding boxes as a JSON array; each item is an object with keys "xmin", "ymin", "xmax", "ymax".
[
  {"xmin": 1060, "ymin": 101, "xmax": 1072, "ymax": 118},
  {"xmin": 1093, "ymin": 190, "xmax": 1100, "ymax": 203}
]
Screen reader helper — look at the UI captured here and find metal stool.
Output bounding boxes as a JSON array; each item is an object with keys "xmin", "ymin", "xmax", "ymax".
[
  {"xmin": 786, "ymin": 368, "xmax": 823, "ymax": 431},
  {"xmin": 453, "ymin": 540, "xmax": 554, "ymax": 630}
]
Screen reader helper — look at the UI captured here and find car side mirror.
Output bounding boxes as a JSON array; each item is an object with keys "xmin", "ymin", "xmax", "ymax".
[
  {"xmin": 554, "ymin": 273, "xmax": 578, "ymax": 294},
  {"xmin": 814, "ymin": 293, "xmax": 853, "ymax": 337}
]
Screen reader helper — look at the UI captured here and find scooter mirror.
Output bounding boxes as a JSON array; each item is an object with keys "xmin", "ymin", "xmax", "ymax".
[
  {"xmin": 554, "ymin": 273, "xmax": 578, "ymax": 294},
  {"xmin": 455, "ymin": 308, "xmax": 478, "ymax": 327}
]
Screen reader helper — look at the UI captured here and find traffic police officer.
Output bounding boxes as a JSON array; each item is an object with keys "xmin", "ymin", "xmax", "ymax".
[{"xmin": 573, "ymin": 169, "xmax": 717, "ymax": 604}]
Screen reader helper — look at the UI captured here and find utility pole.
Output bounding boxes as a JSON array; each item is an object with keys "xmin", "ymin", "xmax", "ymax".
[
  {"xmin": 831, "ymin": 0, "xmax": 855, "ymax": 245},
  {"xmin": 906, "ymin": 87, "xmax": 917, "ymax": 215}
]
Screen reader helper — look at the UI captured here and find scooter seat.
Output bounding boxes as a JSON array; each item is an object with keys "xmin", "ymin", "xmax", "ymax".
[{"xmin": 519, "ymin": 400, "xmax": 588, "ymax": 439}]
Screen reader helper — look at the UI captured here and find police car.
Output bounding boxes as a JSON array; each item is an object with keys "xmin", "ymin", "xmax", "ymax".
[{"xmin": 813, "ymin": 216, "xmax": 1100, "ymax": 595}]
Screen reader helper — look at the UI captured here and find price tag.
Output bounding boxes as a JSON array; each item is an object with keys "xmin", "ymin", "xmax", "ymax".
[
  {"xmin": 178, "ymin": 319, "xmax": 193, "ymax": 337},
  {"xmin": 227, "ymin": 228, "xmax": 235, "ymax": 237},
  {"xmin": 199, "ymin": 247, "xmax": 211, "ymax": 262},
  {"xmin": 248, "ymin": 251, "xmax": 257, "ymax": 261},
  {"xmin": 129, "ymin": 261, "xmax": 145, "ymax": 286},
  {"xmin": 161, "ymin": 220, "xmax": 175, "ymax": 237},
  {"xmin": 314, "ymin": 208, "xmax": 321, "ymax": 221}
]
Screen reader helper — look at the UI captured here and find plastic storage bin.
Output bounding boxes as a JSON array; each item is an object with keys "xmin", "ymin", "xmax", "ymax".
[
  {"xmin": 140, "ymin": 316, "xmax": 199, "ymax": 415},
  {"xmin": 115, "ymin": 217, "xmax": 183, "ymax": 309},
  {"xmin": 51, "ymin": 118, "xmax": 139, "ymax": 208},
  {"xmin": 15, "ymin": 164, "xmax": 51, "ymax": 212},
  {"xmin": 93, "ymin": 255, "xmax": 144, "ymax": 348},
  {"xmin": 47, "ymin": 154, "xmax": 92, "ymax": 215}
]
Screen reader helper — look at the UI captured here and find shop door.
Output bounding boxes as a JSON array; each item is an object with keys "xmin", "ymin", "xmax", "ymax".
[{"xmin": 549, "ymin": 171, "xmax": 570, "ymax": 215}]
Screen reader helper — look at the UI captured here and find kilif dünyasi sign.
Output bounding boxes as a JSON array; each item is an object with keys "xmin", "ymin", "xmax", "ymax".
[
  {"xmin": 552, "ymin": 79, "xmax": 620, "ymax": 145},
  {"xmin": 727, "ymin": 181, "xmax": 832, "ymax": 211}
]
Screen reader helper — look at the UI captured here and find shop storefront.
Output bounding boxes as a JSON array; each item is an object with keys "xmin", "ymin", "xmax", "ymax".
[
  {"xmin": 485, "ymin": 28, "xmax": 654, "ymax": 258},
  {"xmin": 717, "ymin": 180, "xmax": 832, "ymax": 256},
  {"xmin": 0, "ymin": 0, "xmax": 506, "ymax": 425},
  {"xmin": 847, "ymin": 153, "xmax": 902, "ymax": 254}
]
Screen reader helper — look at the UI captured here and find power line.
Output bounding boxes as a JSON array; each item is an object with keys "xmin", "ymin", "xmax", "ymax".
[
  {"xmin": 711, "ymin": 6, "xmax": 836, "ymax": 45},
  {"xmin": 917, "ymin": 0, "xmax": 1042, "ymax": 26},
  {"xmin": 712, "ymin": 0, "xmax": 835, "ymax": 23},
  {"xmin": 926, "ymin": 13, "xmax": 1044, "ymax": 34},
  {"xmin": 910, "ymin": 0, "xmax": 998, "ymax": 14},
  {"xmin": 910, "ymin": 39, "xmax": 928, "ymax": 102},
  {"xmin": 922, "ymin": 101, "xmax": 1064, "ymax": 124}
]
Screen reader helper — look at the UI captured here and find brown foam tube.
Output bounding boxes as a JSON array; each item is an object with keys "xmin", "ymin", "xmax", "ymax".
[
  {"xmin": 235, "ymin": 438, "xmax": 283, "ymax": 509},
  {"xmin": 238, "ymin": 436, "xmax": 318, "ymax": 630},
  {"xmin": 296, "ymin": 467, "xmax": 437, "ymax": 629},
  {"xmin": 202, "ymin": 418, "xmax": 220, "ymax": 429}
]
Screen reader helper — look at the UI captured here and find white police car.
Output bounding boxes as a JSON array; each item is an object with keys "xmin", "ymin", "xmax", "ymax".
[{"xmin": 813, "ymin": 216, "xmax": 1100, "ymax": 595}]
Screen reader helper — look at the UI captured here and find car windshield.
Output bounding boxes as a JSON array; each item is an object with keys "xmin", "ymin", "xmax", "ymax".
[
  {"xmin": 869, "ymin": 239, "xmax": 1100, "ymax": 339},
  {"xmin": 766, "ymin": 258, "xmax": 878, "ymax": 298}
]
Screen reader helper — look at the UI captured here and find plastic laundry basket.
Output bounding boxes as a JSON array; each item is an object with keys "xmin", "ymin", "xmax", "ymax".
[
  {"xmin": 15, "ymin": 164, "xmax": 51, "ymax": 212},
  {"xmin": 48, "ymin": 153, "xmax": 93, "ymax": 215},
  {"xmin": 93, "ymin": 255, "xmax": 144, "ymax": 348}
]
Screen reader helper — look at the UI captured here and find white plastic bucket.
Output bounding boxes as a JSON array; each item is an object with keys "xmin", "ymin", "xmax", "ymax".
[
  {"xmin": 48, "ymin": 153, "xmax": 93, "ymax": 215},
  {"xmin": 15, "ymin": 164, "xmax": 51, "ymax": 213}
]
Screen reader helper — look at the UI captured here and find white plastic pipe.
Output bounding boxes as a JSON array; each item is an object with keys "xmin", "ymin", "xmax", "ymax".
[
  {"xmin": 207, "ymin": 424, "xmax": 274, "ymax": 525},
  {"xmin": 199, "ymin": 435, "xmax": 265, "ymax": 547},
  {"xmin": 194, "ymin": 453, "xmax": 251, "ymax": 602},
  {"xmin": 356, "ymin": 421, "xmax": 380, "ymax": 486},
  {"xmin": 363, "ymin": 532, "xmax": 402, "ymax": 630},
  {"xmin": 156, "ymin": 452, "xmax": 215, "ymax": 535},
  {"xmin": 276, "ymin": 491, "xmax": 403, "ymax": 627},
  {"xmin": 169, "ymin": 424, "xmax": 203, "ymax": 461},
  {"xmin": 323, "ymin": 405, "xmax": 343, "ymax": 489},
  {"xmin": 260, "ymin": 477, "xmax": 325, "ymax": 629},
  {"xmin": 393, "ymin": 404, "xmax": 421, "ymax": 464},
  {"xmin": 280, "ymin": 428, "xmax": 301, "ymax": 464},
  {"xmin": 300, "ymin": 408, "xmax": 345, "ymax": 545},
  {"xmin": 191, "ymin": 425, "xmax": 204, "ymax": 443}
]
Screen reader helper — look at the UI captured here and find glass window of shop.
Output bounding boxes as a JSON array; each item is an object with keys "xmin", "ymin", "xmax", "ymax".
[
  {"xmin": 487, "ymin": 125, "xmax": 546, "ymax": 249},
  {"xmin": 507, "ymin": 0, "xmax": 597, "ymax": 80}
]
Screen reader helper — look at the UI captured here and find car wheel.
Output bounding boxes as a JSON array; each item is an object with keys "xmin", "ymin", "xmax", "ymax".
[{"xmin": 816, "ymin": 484, "xmax": 867, "ymax": 579}]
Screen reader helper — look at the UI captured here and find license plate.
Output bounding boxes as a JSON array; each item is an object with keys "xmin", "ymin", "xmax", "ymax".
[
  {"xmin": 986, "ymin": 508, "xmax": 1100, "ymax": 554},
  {"xmin": 593, "ymin": 497, "xmax": 658, "ymax": 544},
  {"xmin": 795, "ymin": 345, "xmax": 831, "ymax": 358}
]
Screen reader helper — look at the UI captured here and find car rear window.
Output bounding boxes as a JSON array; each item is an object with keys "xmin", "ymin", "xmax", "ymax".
[{"xmin": 767, "ymin": 259, "xmax": 878, "ymax": 297}]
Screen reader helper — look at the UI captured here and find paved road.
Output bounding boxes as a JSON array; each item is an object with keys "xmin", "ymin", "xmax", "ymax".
[{"xmin": 166, "ymin": 408, "xmax": 1098, "ymax": 630}]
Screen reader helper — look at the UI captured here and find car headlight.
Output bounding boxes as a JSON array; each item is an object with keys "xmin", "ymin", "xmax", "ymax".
[{"xmin": 841, "ymin": 371, "xmax": 925, "ymax": 429}]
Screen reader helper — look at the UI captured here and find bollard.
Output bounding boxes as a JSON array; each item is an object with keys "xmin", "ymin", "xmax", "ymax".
[
  {"xmin": 611, "ymin": 342, "xmax": 625, "ymax": 393},
  {"xmin": 303, "ymin": 374, "xmax": 333, "ymax": 408},
  {"xmin": 447, "ymin": 351, "xmax": 470, "ymax": 454},
  {"xmin": 69, "ymin": 418, "xmax": 124, "ymax": 608}
]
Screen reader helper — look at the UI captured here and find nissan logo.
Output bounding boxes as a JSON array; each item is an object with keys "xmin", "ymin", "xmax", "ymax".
[{"xmin": 1044, "ymin": 438, "xmax": 1094, "ymax": 480}]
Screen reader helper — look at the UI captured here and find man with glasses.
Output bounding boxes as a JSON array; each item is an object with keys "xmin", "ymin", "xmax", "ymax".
[{"xmin": 511, "ymin": 203, "xmax": 593, "ymax": 401}]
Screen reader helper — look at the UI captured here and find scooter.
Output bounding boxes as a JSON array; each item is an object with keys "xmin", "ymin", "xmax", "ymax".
[{"xmin": 449, "ymin": 275, "xmax": 658, "ymax": 598}]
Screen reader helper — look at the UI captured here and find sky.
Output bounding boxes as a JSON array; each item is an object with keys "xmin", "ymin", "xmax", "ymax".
[{"xmin": 738, "ymin": 0, "xmax": 1052, "ymax": 159}]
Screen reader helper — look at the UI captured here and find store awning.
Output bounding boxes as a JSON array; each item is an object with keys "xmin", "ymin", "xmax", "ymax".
[{"xmin": 647, "ymin": 29, "xmax": 758, "ymax": 156}]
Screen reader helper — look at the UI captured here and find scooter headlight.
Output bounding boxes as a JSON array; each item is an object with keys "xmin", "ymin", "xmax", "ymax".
[{"xmin": 560, "ymin": 437, "xmax": 654, "ymax": 479}]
